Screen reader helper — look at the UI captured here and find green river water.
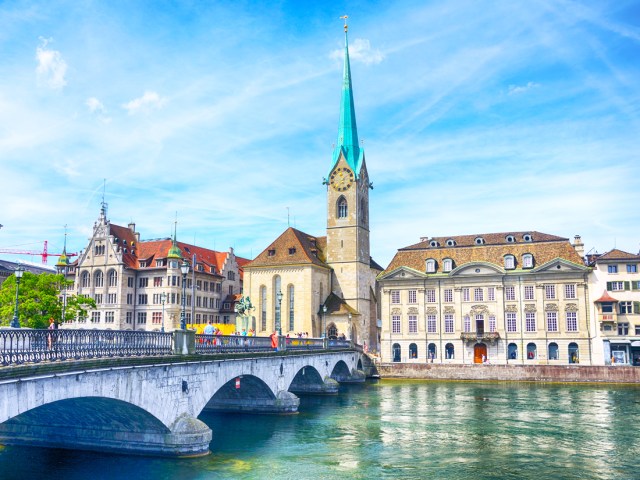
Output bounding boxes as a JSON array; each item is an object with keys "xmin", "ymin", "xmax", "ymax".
[{"xmin": 0, "ymin": 380, "xmax": 638, "ymax": 480}]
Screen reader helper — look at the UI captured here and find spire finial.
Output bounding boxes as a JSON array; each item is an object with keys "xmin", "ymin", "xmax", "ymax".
[{"xmin": 340, "ymin": 15, "xmax": 348, "ymax": 32}]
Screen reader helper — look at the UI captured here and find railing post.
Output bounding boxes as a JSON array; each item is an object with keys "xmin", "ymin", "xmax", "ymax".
[
  {"xmin": 173, "ymin": 329, "xmax": 196, "ymax": 355},
  {"xmin": 323, "ymin": 337, "xmax": 328, "ymax": 349}
]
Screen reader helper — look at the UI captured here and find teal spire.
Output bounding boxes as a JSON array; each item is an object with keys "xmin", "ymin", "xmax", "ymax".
[{"xmin": 331, "ymin": 18, "xmax": 364, "ymax": 175}]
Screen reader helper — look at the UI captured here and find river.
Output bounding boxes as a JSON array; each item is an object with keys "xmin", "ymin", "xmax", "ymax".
[{"xmin": 0, "ymin": 380, "xmax": 638, "ymax": 479}]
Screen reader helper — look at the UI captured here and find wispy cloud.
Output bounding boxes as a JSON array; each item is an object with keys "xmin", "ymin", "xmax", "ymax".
[
  {"xmin": 122, "ymin": 91, "xmax": 166, "ymax": 115},
  {"xmin": 508, "ymin": 81, "xmax": 540, "ymax": 95},
  {"xmin": 35, "ymin": 37, "xmax": 67, "ymax": 89},
  {"xmin": 330, "ymin": 38, "xmax": 384, "ymax": 65}
]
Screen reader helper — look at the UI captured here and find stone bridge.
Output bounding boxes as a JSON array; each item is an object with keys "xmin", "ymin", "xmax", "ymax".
[{"xmin": 0, "ymin": 350, "xmax": 366, "ymax": 457}]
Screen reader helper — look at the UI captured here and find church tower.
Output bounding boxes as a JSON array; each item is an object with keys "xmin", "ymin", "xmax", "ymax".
[{"xmin": 325, "ymin": 19, "xmax": 375, "ymax": 344}]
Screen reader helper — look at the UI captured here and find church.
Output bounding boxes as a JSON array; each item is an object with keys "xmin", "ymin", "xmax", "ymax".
[{"xmin": 243, "ymin": 22, "xmax": 382, "ymax": 349}]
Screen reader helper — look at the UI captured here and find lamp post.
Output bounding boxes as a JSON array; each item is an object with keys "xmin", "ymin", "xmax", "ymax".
[
  {"xmin": 56, "ymin": 264, "xmax": 68, "ymax": 328},
  {"xmin": 322, "ymin": 304, "xmax": 327, "ymax": 338},
  {"xmin": 161, "ymin": 291, "xmax": 167, "ymax": 332},
  {"xmin": 180, "ymin": 260, "xmax": 189, "ymax": 330},
  {"xmin": 348, "ymin": 312, "xmax": 352, "ymax": 340},
  {"xmin": 276, "ymin": 290, "xmax": 283, "ymax": 336},
  {"xmin": 11, "ymin": 266, "xmax": 25, "ymax": 328}
]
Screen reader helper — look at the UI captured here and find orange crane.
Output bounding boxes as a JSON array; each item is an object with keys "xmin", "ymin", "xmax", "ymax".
[{"xmin": 0, "ymin": 241, "xmax": 78, "ymax": 264}]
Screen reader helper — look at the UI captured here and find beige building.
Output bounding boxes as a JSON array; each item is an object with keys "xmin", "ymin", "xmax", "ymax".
[
  {"xmin": 588, "ymin": 249, "xmax": 640, "ymax": 365},
  {"xmin": 63, "ymin": 206, "xmax": 246, "ymax": 331},
  {"xmin": 378, "ymin": 232, "xmax": 592, "ymax": 365},
  {"xmin": 243, "ymin": 24, "xmax": 381, "ymax": 346}
]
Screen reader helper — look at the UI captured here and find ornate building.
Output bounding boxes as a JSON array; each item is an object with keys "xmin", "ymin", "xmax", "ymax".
[
  {"xmin": 378, "ymin": 232, "xmax": 591, "ymax": 364},
  {"xmin": 243, "ymin": 23, "xmax": 382, "ymax": 346},
  {"xmin": 64, "ymin": 206, "xmax": 247, "ymax": 331}
]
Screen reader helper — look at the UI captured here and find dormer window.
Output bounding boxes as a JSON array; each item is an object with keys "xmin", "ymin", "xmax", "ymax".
[
  {"xmin": 446, "ymin": 239, "xmax": 456, "ymax": 247},
  {"xmin": 288, "ymin": 247, "xmax": 296, "ymax": 255},
  {"xmin": 426, "ymin": 259, "xmax": 436, "ymax": 273},
  {"xmin": 475, "ymin": 237, "xmax": 485, "ymax": 245},
  {"xmin": 523, "ymin": 234, "xmax": 533, "ymax": 242},
  {"xmin": 504, "ymin": 255, "xmax": 515, "ymax": 270},
  {"xmin": 429, "ymin": 240, "xmax": 439, "ymax": 248},
  {"xmin": 443, "ymin": 258, "xmax": 453, "ymax": 272},
  {"xmin": 506, "ymin": 235, "xmax": 515, "ymax": 243},
  {"xmin": 197, "ymin": 264, "xmax": 204, "ymax": 272},
  {"xmin": 522, "ymin": 254, "xmax": 534, "ymax": 269},
  {"xmin": 139, "ymin": 261, "xmax": 147, "ymax": 268},
  {"xmin": 155, "ymin": 259, "xmax": 164, "ymax": 267},
  {"xmin": 268, "ymin": 249, "xmax": 276, "ymax": 257},
  {"xmin": 210, "ymin": 266, "xmax": 216, "ymax": 274}
]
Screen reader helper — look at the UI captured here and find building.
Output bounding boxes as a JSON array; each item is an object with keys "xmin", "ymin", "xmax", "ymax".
[
  {"xmin": 588, "ymin": 249, "xmax": 640, "ymax": 365},
  {"xmin": 0, "ymin": 260, "xmax": 56, "ymax": 287},
  {"xmin": 65, "ymin": 206, "xmax": 247, "ymax": 331},
  {"xmin": 243, "ymin": 22, "xmax": 382, "ymax": 347},
  {"xmin": 378, "ymin": 231, "xmax": 591, "ymax": 364}
]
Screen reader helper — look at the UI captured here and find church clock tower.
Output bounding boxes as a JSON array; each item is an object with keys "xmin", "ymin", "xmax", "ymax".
[{"xmin": 325, "ymin": 19, "xmax": 375, "ymax": 344}]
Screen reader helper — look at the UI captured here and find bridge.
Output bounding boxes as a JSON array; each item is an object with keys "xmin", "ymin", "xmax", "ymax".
[{"xmin": 0, "ymin": 329, "xmax": 374, "ymax": 457}]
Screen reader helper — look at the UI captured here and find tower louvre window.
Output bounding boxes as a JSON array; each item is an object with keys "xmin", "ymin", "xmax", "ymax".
[{"xmin": 337, "ymin": 197, "xmax": 348, "ymax": 218}]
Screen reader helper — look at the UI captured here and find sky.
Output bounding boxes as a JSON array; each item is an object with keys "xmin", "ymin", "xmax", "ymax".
[{"xmin": 0, "ymin": 0, "xmax": 639, "ymax": 269}]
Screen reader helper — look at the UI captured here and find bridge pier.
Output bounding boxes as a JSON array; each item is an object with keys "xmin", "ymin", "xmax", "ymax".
[
  {"xmin": 204, "ymin": 389, "xmax": 300, "ymax": 414},
  {"xmin": 333, "ymin": 368, "xmax": 366, "ymax": 384},
  {"xmin": 289, "ymin": 377, "xmax": 339, "ymax": 395}
]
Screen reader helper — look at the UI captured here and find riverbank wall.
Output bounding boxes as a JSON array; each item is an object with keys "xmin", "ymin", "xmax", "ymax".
[{"xmin": 376, "ymin": 363, "xmax": 640, "ymax": 384}]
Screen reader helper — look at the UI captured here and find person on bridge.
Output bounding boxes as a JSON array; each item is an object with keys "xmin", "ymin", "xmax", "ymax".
[
  {"xmin": 204, "ymin": 320, "xmax": 214, "ymax": 344},
  {"xmin": 270, "ymin": 331, "xmax": 278, "ymax": 351}
]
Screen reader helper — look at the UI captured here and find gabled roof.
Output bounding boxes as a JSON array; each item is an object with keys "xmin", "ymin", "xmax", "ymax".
[
  {"xmin": 594, "ymin": 290, "xmax": 619, "ymax": 303},
  {"xmin": 594, "ymin": 249, "xmax": 640, "ymax": 262},
  {"xmin": 402, "ymin": 231, "xmax": 567, "ymax": 250},
  {"xmin": 322, "ymin": 292, "xmax": 359, "ymax": 316},
  {"xmin": 245, "ymin": 227, "xmax": 329, "ymax": 269}
]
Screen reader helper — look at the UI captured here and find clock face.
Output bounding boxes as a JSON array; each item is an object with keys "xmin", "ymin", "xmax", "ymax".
[{"xmin": 330, "ymin": 167, "xmax": 355, "ymax": 192}]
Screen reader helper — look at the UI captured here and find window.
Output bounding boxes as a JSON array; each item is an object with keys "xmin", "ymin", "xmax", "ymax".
[
  {"xmin": 127, "ymin": 277, "xmax": 134, "ymax": 288},
  {"xmin": 288, "ymin": 248, "xmax": 296, "ymax": 255},
  {"xmin": 475, "ymin": 237, "xmax": 484, "ymax": 245},
  {"xmin": 443, "ymin": 259, "xmax": 453, "ymax": 272},
  {"xmin": 288, "ymin": 285, "xmax": 295, "ymax": 332},
  {"xmin": 203, "ymin": 281, "xmax": 209, "ymax": 292},
  {"xmin": 391, "ymin": 290, "xmax": 400, "ymax": 304},
  {"xmin": 628, "ymin": 264, "xmax": 638, "ymax": 273},
  {"xmin": 601, "ymin": 302, "xmax": 614, "ymax": 313},
  {"xmin": 548, "ymin": 343, "xmax": 559, "ymax": 360},
  {"xmin": 139, "ymin": 277, "xmax": 148, "ymax": 288},
  {"xmin": 392, "ymin": 343, "xmax": 401, "ymax": 362},
  {"xmin": 229, "ymin": 285, "xmax": 233, "ymax": 295},
  {"xmin": 488, "ymin": 315, "xmax": 496, "ymax": 332},
  {"xmin": 564, "ymin": 284, "xmax": 576, "ymax": 299},
  {"xmin": 126, "ymin": 293, "xmax": 133, "ymax": 305},
  {"xmin": 426, "ymin": 289, "xmax": 436, "ymax": 303},
  {"xmin": 506, "ymin": 235, "xmax": 515, "ymax": 243},
  {"xmin": 522, "ymin": 254, "xmax": 533, "ymax": 268},
  {"xmin": 409, "ymin": 315, "xmax": 418, "ymax": 334},
  {"xmin": 507, "ymin": 313, "xmax": 517, "ymax": 332},
  {"xmin": 426, "ymin": 259, "xmax": 436, "ymax": 273},
  {"xmin": 268, "ymin": 249, "xmax": 276, "ymax": 257},
  {"xmin": 524, "ymin": 285, "xmax": 535, "ymax": 300},
  {"xmin": 568, "ymin": 343, "xmax": 579, "ymax": 364},
  {"xmin": 105, "ymin": 311, "xmax": 114, "ymax": 323},
  {"xmin": 525, "ymin": 312, "xmax": 536, "ymax": 332},
  {"xmin": 464, "ymin": 315, "xmax": 471, "ymax": 333},
  {"xmin": 95, "ymin": 271, "xmax": 104, "ymax": 288},
  {"xmin": 620, "ymin": 301, "xmax": 632, "ymax": 314},
  {"xmin": 427, "ymin": 315, "xmax": 436, "ymax": 333},
  {"xmin": 608, "ymin": 265, "xmax": 618, "ymax": 274},
  {"xmin": 94, "ymin": 294, "xmax": 103, "ymax": 304},
  {"xmin": 126, "ymin": 311, "xmax": 133, "ymax": 324},
  {"xmin": 154, "ymin": 277, "xmax": 162, "ymax": 287},
  {"xmin": 636, "ymin": 326, "xmax": 640, "ymax": 335},
  {"xmin": 94, "ymin": 244, "xmax": 105, "ymax": 256},
  {"xmin": 81, "ymin": 271, "xmax": 90, "ymax": 288},
  {"xmin": 137, "ymin": 312, "xmax": 147, "ymax": 324},
  {"xmin": 545, "ymin": 284, "xmax": 556, "ymax": 300},
  {"xmin": 474, "ymin": 288, "xmax": 484, "ymax": 302},
  {"xmin": 409, "ymin": 343, "xmax": 418, "ymax": 359},
  {"xmin": 462, "ymin": 288, "xmax": 470, "ymax": 302},
  {"xmin": 508, "ymin": 343, "xmax": 518, "ymax": 360},
  {"xmin": 392, "ymin": 315, "xmax": 401, "ymax": 334},
  {"xmin": 527, "ymin": 343, "xmax": 537, "ymax": 360},
  {"xmin": 91, "ymin": 311, "xmax": 100, "ymax": 323},
  {"xmin": 428, "ymin": 343, "xmax": 437, "ymax": 360},
  {"xmin": 445, "ymin": 343, "xmax": 455, "ymax": 359},
  {"xmin": 546, "ymin": 312, "xmax": 558, "ymax": 332},
  {"xmin": 617, "ymin": 322, "xmax": 629, "ymax": 335},
  {"xmin": 108, "ymin": 270, "xmax": 118, "ymax": 287},
  {"xmin": 444, "ymin": 289, "xmax": 453, "ymax": 303},
  {"xmin": 505, "ymin": 286, "xmax": 515, "ymax": 301},
  {"xmin": 138, "ymin": 294, "xmax": 148, "ymax": 305},
  {"xmin": 152, "ymin": 312, "xmax": 162, "ymax": 324},
  {"xmin": 488, "ymin": 287, "xmax": 495, "ymax": 301},
  {"xmin": 446, "ymin": 239, "xmax": 456, "ymax": 247},
  {"xmin": 523, "ymin": 234, "xmax": 532, "ymax": 242},
  {"xmin": 408, "ymin": 290, "xmax": 417, "ymax": 304},
  {"xmin": 609, "ymin": 281, "xmax": 624, "ymax": 291},
  {"xmin": 107, "ymin": 293, "xmax": 117, "ymax": 304},
  {"xmin": 444, "ymin": 314, "xmax": 454, "ymax": 333},
  {"xmin": 429, "ymin": 240, "xmax": 439, "ymax": 248},
  {"xmin": 566, "ymin": 312, "xmax": 578, "ymax": 332},
  {"xmin": 504, "ymin": 255, "xmax": 515, "ymax": 269},
  {"xmin": 337, "ymin": 197, "xmax": 348, "ymax": 218}
]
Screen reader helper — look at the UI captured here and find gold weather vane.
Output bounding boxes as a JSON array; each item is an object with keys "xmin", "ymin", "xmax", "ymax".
[{"xmin": 340, "ymin": 15, "xmax": 348, "ymax": 32}]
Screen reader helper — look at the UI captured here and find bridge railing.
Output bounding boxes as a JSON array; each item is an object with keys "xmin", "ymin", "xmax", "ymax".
[
  {"xmin": 0, "ymin": 329, "xmax": 173, "ymax": 366},
  {"xmin": 194, "ymin": 334, "xmax": 273, "ymax": 353}
]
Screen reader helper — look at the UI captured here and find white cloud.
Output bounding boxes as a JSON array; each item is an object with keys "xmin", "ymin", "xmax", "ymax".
[
  {"xmin": 330, "ymin": 38, "xmax": 384, "ymax": 65},
  {"xmin": 85, "ymin": 97, "xmax": 105, "ymax": 113},
  {"xmin": 508, "ymin": 81, "xmax": 540, "ymax": 95},
  {"xmin": 35, "ymin": 37, "xmax": 67, "ymax": 89},
  {"xmin": 122, "ymin": 91, "xmax": 166, "ymax": 115}
]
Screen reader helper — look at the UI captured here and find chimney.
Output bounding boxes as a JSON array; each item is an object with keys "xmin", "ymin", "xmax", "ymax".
[
  {"xmin": 573, "ymin": 235, "xmax": 585, "ymax": 259},
  {"xmin": 420, "ymin": 236, "xmax": 429, "ymax": 243},
  {"xmin": 128, "ymin": 223, "xmax": 140, "ymax": 244}
]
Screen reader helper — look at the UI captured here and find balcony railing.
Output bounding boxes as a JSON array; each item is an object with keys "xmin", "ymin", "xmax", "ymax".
[{"xmin": 460, "ymin": 332, "xmax": 501, "ymax": 344}]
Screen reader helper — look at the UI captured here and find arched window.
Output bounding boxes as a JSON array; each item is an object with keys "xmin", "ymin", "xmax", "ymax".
[
  {"xmin": 260, "ymin": 286, "xmax": 267, "ymax": 331},
  {"xmin": 81, "ymin": 271, "xmax": 90, "ymax": 288},
  {"xmin": 428, "ymin": 343, "xmax": 437, "ymax": 361},
  {"xmin": 508, "ymin": 343, "xmax": 518, "ymax": 360},
  {"xmin": 409, "ymin": 343, "xmax": 418, "ymax": 359},
  {"xmin": 392, "ymin": 343, "xmax": 401, "ymax": 362},
  {"xmin": 505, "ymin": 235, "xmax": 515, "ymax": 243},
  {"xmin": 426, "ymin": 259, "xmax": 436, "ymax": 273},
  {"xmin": 360, "ymin": 198, "xmax": 367, "ymax": 225},
  {"xmin": 328, "ymin": 323, "xmax": 338, "ymax": 339},
  {"xmin": 94, "ymin": 270, "xmax": 104, "ymax": 288},
  {"xmin": 274, "ymin": 275, "xmax": 282, "ymax": 332},
  {"xmin": 522, "ymin": 254, "xmax": 534, "ymax": 269},
  {"xmin": 445, "ymin": 343, "xmax": 455, "ymax": 359},
  {"xmin": 443, "ymin": 258, "xmax": 453, "ymax": 272},
  {"xmin": 108, "ymin": 270, "xmax": 118, "ymax": 287},
  {"xmin": 337, "ymin": 197, "xmax": 348, "ymax": 218},
  {"xmin": 504, "ymin": 255, "xmax": 515, "ymax": 270},
  {"xmin": 527, "ymin": 343, "xmax": 537, "ymax": 360},
  {"xmin": 548, "ymin": 342, "xmax": 559, "ymax": 360},
  {"xmin": 288, "ymin": 284, "xmax": 295, "ymax": 332},
  {"xmin": 568, "ymin": 342, "xmax": 579, "ymax": 364}
]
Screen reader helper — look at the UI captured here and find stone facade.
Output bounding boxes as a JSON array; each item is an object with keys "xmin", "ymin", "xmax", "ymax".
[{"xmin": 379, "ymin": 231, "xmax": 592, "ymax": 365}]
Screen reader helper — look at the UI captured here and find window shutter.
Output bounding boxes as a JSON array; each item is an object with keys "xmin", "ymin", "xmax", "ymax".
[
  {"xmin": 606, "ymin": 281, "xmax": 612, "ymax": 291},
  {"xmin": 624, "ymin": 281, "xmax": 630, "ymax": 291}
]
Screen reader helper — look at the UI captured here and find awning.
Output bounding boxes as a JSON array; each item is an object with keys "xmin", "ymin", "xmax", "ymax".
[
  {"xmin": 631, "ymin": 341, "xmax": 640, "ymax": 348},
  {"xmin": 611, "ymin": 340, "xmax": 631, "ymax": 344}
]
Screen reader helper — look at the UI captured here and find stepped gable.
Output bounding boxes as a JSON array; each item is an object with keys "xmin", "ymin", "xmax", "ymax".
[
  {"xmin": 246, "ymin": 227, "xmax": 328, "ymax": 268},
  {"xmin": 385, "ymin": 231, "xmax": 582, "ymax": 274}
]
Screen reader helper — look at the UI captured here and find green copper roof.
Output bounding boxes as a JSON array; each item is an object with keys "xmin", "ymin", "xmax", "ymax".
[
  {"xmin": 56, "ymin": 230, "xmax": 69, "ymax": 268},
  {"xmin": 330, "ymin": 28, "xmax": 364, "ymax": 176},
  {"xmin": 167, "ymin": 222, "xmax": 182, "ymax": 259}
]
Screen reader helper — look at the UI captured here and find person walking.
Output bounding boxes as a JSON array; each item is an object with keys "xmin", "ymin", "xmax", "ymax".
[{"xmin": 270, "ymin": 331, "xmax": 278, "ymax": 351}]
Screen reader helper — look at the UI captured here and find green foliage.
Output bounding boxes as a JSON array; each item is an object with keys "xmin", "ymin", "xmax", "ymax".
[{"xmin": 0, "ymin": 272, "xmax": 96, "ymax": 329}]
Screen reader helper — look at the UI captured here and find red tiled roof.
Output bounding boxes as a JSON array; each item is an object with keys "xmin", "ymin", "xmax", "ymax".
[
  {"xmin": 596, "ymin": 249, "xmax": 640, "ymax": 261},
  {"xmin": 594, "ymin": 290, "xmax": 619, "ymax": 303},
  {"xmin": 402, "ymin": 231, "xmax": 567, "ymax": 250},
  {"xmin": 245, "ymin": 228, "xmax": 329, "ymax": 269}
]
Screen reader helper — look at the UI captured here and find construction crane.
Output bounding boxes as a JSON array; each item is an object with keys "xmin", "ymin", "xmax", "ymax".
[{"xmin": 0, "ymin": 241, "xmax": 78, "ymax": 264}]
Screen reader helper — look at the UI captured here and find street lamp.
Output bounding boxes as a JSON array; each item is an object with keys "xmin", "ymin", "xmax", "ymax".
[
  {"xmin": 275, "ymin": 290, "xmax": 283, "ymax": 336},
  {"xmin": 161, "ymin": 291, "xmax": 167, "ymax": 332},
  {"xmin": 180, "ymin": 260, "xmax": 189, "ymax": 330},
  {"xmin": 56, "ymin": 264, "xmax": 68, "ymax": 327},
  {"xmin": 322, "ymin": 304, "xmax": 327, "ymax": 338},
  {"xmin": 11, "ymin": 266, "xmax": 25, "ymax": 328}
]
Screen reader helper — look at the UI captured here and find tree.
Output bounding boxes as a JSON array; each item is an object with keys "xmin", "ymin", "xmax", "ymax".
[{"xmin": 0, "ymin": 272, "xmax": 95, "ymax": 329}]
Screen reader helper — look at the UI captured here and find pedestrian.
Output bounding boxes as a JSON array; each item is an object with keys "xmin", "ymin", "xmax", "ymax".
[
  {"xmin": 270, "ymin": 331, "xmax": 278, "ymax": 351},
  {"xmin": 47, "ymin": 317, "xmax": 56, "ymax": 350},
  {"xmin": 204, "ymin": 320, "xmax": 214, "ymax": 344}
]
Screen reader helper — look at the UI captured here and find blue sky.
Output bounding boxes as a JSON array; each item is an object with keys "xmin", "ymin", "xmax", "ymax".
[{"xmin": 1, "ymin": 0, "xmax": 639, "ymax": 268}]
